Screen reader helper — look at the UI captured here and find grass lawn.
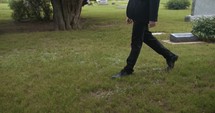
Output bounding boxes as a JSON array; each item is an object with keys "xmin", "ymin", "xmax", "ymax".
[{"xmin": 0, "ymin": 1, "xmax": 215, "ymax": 113}]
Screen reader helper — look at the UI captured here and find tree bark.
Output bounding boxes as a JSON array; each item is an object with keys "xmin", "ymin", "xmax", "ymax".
[{"xmin": 51, "ymin": 0, "xmax": 83, "ymax": 30}]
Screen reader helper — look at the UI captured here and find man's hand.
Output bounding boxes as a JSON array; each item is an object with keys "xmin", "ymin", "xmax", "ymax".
[
  {"xmin": 126, "ymin": 18, "xmax": 133, "ymax": 24},
  {"xmin": 149, "ymin": 21, "xmax": 157, "ymax": 28}
]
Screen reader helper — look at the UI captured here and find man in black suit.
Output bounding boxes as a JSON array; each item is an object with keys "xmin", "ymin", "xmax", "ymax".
[{"xmin": 112, "ymin": 0, "xmax": 178, "ymax": 78}]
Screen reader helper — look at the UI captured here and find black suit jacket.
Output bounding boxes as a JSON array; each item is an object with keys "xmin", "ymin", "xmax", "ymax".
[{"xmin": 126, "ymin": 0, "xmax": 160, "ymax": 23}]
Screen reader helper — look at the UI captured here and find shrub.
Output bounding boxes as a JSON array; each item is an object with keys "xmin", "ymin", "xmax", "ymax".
[
  {"xmin": 166, "ymin": 0, "xmax": 190, "ymax": 10},
  {"xmin": 192, "ymin": 17, "xmax": 215, "ymax": 42},
  {"xmin": 9, "ymin": 0, "xmax": 52, "ymax": 22},
  {"xmin": 9, "ymin": 0, "xmax": 28, "ymax": 21}
]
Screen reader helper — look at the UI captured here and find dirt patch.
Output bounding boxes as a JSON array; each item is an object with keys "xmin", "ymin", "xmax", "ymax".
[{"xmin": 90, "ymin": 90, "xmax": 113, "ymax": 99}]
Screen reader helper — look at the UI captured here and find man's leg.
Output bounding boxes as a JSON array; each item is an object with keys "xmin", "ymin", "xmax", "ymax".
[
  {"xmin": 143, "ymin": 28, "xmax": 178, "ymax": 70},
  {"xmin": 112, "ymin": 22, "xmax": 145, "ymax": 78},
  {"xmin": 123, "ymin": 22, "xmax": 146, "ymax": 73}
]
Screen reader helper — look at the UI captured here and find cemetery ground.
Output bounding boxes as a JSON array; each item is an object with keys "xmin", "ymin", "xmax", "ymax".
[{"xmin": 0, "ymin": 1, "xmax": 215, "ymax": 113}]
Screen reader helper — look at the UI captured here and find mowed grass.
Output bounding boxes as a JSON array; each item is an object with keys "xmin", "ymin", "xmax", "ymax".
[{"xmin": 0, "ymin": 1, "xmax": 215, "ymax": 113}]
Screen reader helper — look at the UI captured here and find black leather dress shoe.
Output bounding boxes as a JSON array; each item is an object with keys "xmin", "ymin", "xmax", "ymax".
[
  {"xmin": 112, "ymin": 70, "xmax": 131, "ymax": 79},
  {"xmin": 166, "ymin": 55, "xmax": 178, "ymax": 71}
]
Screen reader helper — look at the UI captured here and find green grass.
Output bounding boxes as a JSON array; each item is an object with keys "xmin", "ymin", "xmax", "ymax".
[{"xmin": 0, "ymin": 1, "xmax": 215, "ymax": 113}]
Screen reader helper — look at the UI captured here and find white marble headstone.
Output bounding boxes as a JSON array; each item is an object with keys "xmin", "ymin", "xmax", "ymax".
[{"xmin": 185, "ymin": 0, "xmax": 215, "ymax": 21}]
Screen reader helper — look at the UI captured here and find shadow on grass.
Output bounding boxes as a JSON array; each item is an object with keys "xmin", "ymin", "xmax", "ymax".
[
  {"xmin": 0, "ymin": 17, "xmax": 116, "ymax": 35},
  {"xmin": 0, "ymin": 20, "xmax": 55, "ymax": 35}
]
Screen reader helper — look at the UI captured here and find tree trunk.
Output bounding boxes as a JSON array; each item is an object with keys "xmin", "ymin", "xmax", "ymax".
[{"xmin": 51, "ymin": 0, "xmax": 83, "ymax": 30}]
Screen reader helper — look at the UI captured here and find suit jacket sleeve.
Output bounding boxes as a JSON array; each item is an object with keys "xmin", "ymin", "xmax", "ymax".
[{"xmin": 149, "ymin": 0, "xmax": 160, "ymax": 22}]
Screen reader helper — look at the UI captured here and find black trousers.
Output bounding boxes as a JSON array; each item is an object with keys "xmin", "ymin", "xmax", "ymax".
[{"xmin": 123, "ymin": 22, "xmax": 174, "ymax": 73}]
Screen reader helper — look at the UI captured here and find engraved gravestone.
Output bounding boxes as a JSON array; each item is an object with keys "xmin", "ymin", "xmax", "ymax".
[
  {"xmin": 98, "ymin": 0, "xmax": 108, "ymax": 5},
  {"xmin": 170, "ymin": 33, "xmax": 198, "ymax": 42},
  {"xmin": 185, "ymin": 0, "xmax": 215, "ymax": 21}
]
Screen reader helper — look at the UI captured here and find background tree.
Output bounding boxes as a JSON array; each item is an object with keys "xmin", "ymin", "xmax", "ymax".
[
  {"xmin": 51, "ymin": 0, "xmax": 84, "ymax": 30},
  {"xmin": 9, "ymin": 0, "xmax": 86, "ymax": 30}
]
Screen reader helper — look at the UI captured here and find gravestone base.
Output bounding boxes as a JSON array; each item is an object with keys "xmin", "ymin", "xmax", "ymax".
[
  {"xmin": 185, "ymin": 15, "xmax": 215, "ymax": 22},
  {"xmin": 163, "ymin": 40, "xmax": 204, "ymax": 45},
  {"xmin": 170, "ymin": 33, "xmax": 198, "ymax": 42}
]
